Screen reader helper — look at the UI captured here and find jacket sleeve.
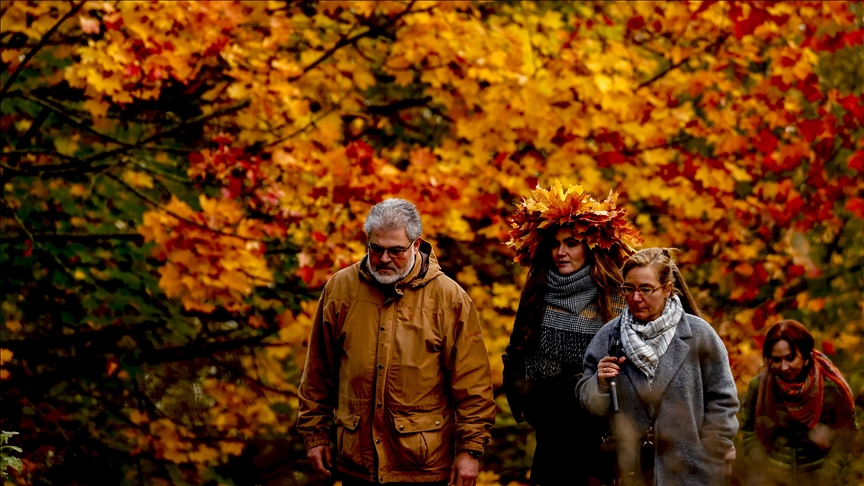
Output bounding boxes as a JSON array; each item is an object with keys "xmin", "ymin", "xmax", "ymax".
[
  {"xmin": 738, "ymin": 376, "xmax": 764, "ymax": 459},
  {"xmin": 698, "ymin": 324, "xmax": 740, "ymax": 457},
  {"xmin": 577, "ymin": 323, "xmax": 613, "ymax": 416},
  {"xmin": 818, "ymin": 382, "xmax": 859, "ymax": 482},
  {"xmin": 501, "ymin": 335, "xmax": 528, "ymax": 422},
  {"xmin": 296, "ymin": 285, "xmax": 340, "ymax": 451},
  {"xmin": 444, "ymin": 290, "xmax": 496, "ymax": 453}
]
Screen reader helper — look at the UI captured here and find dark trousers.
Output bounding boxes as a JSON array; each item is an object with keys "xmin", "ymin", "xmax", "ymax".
[{"xmin": 527, "ymin": 388, "xmax": 613, "ymax": 486}]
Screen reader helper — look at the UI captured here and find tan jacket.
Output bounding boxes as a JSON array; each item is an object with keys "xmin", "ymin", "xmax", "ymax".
[{"xmin": 297, "ymin": 240, "xmax": 496, "ymax": 483}]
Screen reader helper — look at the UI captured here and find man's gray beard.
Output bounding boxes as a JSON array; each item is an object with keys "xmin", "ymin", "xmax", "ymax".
[{"xmin": 368, "ymin": 249, "xmax": 416, "ymax": 285}]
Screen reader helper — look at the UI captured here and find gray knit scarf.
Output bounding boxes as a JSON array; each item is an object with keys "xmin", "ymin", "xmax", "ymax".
[
  {"xmin": 525, "ymin": 265, "xmax": 605, "ymax": 381},
  {"xmin": 619, "ymin": 295, "xmax": 683, "ymax": 385}
]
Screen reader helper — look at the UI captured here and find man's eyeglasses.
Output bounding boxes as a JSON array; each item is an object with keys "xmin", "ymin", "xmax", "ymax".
[
  {"xmin": 367, "ymin": 243, "xmax": 411, "ymax": 258},
  {"xmin": 620, "ymin": 284, "xmax": 666, "ymax": 297}
]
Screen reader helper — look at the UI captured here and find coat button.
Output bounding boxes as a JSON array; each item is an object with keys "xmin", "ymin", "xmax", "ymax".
[
  {"xmin": 380, "ymin": 326, "xmax": 385, "ymax": 331},
  {"xmin": 377, "ymin": 403, "xmax": 382, "ymax": 408},
  {"xmin": 399, "ymin": 425, "xmax": 404, "ymax": 430},
  {"xmin": 435, "ymin": 421, "xmax": 440, "ymax": 426},
  {"xmin": 378, "ymin": 364, "xmax": 383, "ymax": 369},
  {"xmin": 376, "ymin": 439, "xmax": 380, "ymax": 444}
]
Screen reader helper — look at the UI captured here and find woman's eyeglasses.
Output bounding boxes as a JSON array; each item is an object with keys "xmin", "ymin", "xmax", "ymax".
[{"xmin": 620, "ymin": 284, "xmax": 665, "ymax": 297}]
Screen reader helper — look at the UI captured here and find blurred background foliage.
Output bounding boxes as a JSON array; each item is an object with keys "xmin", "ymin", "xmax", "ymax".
[{"xmin": 1, "ymin": 1, "xmax": 862, "ymax": 485}]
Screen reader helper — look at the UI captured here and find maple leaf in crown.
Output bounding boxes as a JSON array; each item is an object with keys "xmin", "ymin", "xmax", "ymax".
[{"xmin": 506, "ymin": 179, "xmax": 643, "ymax": 267}]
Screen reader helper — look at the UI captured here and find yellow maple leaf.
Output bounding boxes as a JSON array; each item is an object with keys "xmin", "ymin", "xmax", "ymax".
[
  {"xmin": 4, "ymin": 320, "xmax": 22, "ymax": 332},
  {"xmin": 1, "ymin": 49, "xmax": 21, "ymax": 64},
  {"xmin": 219, "ymin": 441, "xmax": 244, "ymax": 456},
  {"xmin": 122, "ymin": 169, "xmax": 155, "ymax": 189},
  {"xmin": 129, "ymin": 410, "xmax": 149, "ymax": 425},
  {"xmin": 188, "ymin": 445, "xmax": 220, "ymax": 463},
  {"xmin": 163, "ymin": 449, "xmax": 189, "ymax": 463},
  {"xmin": 447, "ymin": 210, "xmax": 474, "ymax": 241},
  {"xmin": 68, "ymin": 184, "xmax": 88, "ymax": 197},
  {"xmin": 456, "ymin": 266, "xmax": 480, "ymax": 287},
  {"xmin": 82, "ymin": 98, "xmax": 110, "ymax": 118},
  {"xmin": 54, "ymin": 137, "xmax": 79, "ymax": 156},
  {"xmin": 491, "ymin": 283, "xmax": 520, "ymax": 312}
]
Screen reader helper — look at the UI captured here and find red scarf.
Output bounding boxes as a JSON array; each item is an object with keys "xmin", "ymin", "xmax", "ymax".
[{"xmin": 755, "ymin": 350, "xmax": 854, "ymax": 447}]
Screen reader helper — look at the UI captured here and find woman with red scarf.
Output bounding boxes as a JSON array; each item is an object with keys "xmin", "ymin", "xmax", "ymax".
[{"xmin": 738, "ymin": 320, "xmax": 858, "ymax": 485}]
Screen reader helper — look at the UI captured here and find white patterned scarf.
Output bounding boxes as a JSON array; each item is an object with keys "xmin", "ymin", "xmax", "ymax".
[{"xmin": 619, "ymin": 295, "xmax": 683, "ymax": 384}]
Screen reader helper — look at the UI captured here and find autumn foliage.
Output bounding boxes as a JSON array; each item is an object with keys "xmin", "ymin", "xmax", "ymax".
[{"xmin": 1, "ymin": 1, "xmax": 863, "ymax": 484}]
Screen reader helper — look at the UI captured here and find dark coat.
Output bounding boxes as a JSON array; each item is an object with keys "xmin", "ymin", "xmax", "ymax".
[
  {"xmin": 578, "ymin": 313, "xmax": 739, "ymax": 486},
  {"xmin": 502, "ymin": 350, "xmax": 610, "ymax": 485},
  {"xmin": 502, "ymin": 298, "xmax": 620, "ymax": 485}
]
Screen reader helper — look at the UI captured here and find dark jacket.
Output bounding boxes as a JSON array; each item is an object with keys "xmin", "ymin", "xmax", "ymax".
[
  {"xmin": 297, "ymin": 240, "xmax": 496, "ymax": 483},
  {"xmin": 502, "ymin": 297, "xmax": 624, "ymax": 485},
  {"xmin": 578, "ymin": 313, "xmax": 740, "ymax": 486},
  {"xmin": 738, "ymin": 374, "xmax": 858, "ymax": 485}
]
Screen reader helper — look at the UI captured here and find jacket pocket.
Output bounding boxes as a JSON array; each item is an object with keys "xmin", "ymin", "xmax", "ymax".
[
  {"xmin": 335, "ymin": 408, "xmax": 364, "ymax": 469},
  {"xmin": 393, "ymin": 413, "xmax": 445, "ymax": 467}
]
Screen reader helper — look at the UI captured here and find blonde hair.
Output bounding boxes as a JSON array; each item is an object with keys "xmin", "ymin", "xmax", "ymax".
[{"xmin": 620, "ymin": 248, "xmax": 702, "ymax": 318}]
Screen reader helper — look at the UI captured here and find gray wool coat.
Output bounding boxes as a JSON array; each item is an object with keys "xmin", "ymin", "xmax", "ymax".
[{"xmin": 577, "ymin": 313, "xmax": 739, "ymax": 486}]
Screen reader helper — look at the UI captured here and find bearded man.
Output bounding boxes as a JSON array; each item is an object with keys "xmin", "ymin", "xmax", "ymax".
[{"xmin": 297, "ymin": 198, "xmax": 495, "ymax": 486}]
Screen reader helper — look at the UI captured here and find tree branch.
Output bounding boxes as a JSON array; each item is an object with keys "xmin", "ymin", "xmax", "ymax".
[
  {"xmin": 140, "ymin": 335, "xmax": 274, "ymax": 364},
  {"xmin": 20, "ymin": 91, "xmax": 135, "ymax": 148},
  {"xmin": 637, "ymin": 33, "xmax": 730, "ymax": 89},
  {"xmin": 1, "ymin": 157, "xmax": 104, "ymax": 175},
  {"xmin": 263, "ymin": 99, "xmax": 342, "ymax": 148},
  {"xmin": 1, "ymin": 320, "xmax": 164, "ymax": 357},
  {"xmin": 15, "ymin": 107, "xmax": 51, "ymax": 150},
  {"xmin": 0, "ymin": 232, "xmax": 143, "ymax": 243},
  {"xmin": 287, "ymin": 0, "xmax": 417, "ymax": 82},
  {"xmin": 264, "ymin": 245, "xmax": 300, "ymax": 255},
  {"xmin": 2, "ymin": 98, "xmax": 247, "ymax": 179},
  {"xmin": 1, "ymin": 149, "xmax": 80, "ymax": 161},
  {"xmin": 0, "ymin": 0, "xmax": 86, "ymax": 100},
  {"xmin": 5, "ymin": 206, "xmax": 79, "ymax": 279},
  {"xmin": 136, "ymin": 101, "xmax": 250, "ymax": 146},
  {"xmin": 366, "ymin": 96, "xmax": 433, "ymax": 115},
  {"xmin": 211, "ymin": 355, "xmax": 298, "ymax": 398},
  {"xmin": 103, "ymin": 171, "xmax": 274, "ymax": 244},
  {"xmin": 80, "ymin": 100, "xmax": 251, "ymax": 167}
]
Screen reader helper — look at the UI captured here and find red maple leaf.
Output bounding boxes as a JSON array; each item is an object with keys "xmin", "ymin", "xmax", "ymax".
[
  {"xmin": 848, "ymin": 151, "xmax": 864, "ymax": 173},
  {"xmin": 627, "ymin": 16, "xmax": 645, "ymax": 30},
  {"xmin": 596, "ymin": 151, "xmax": 626, "ymax": 167},
  {"xmin": 755, "ymin": 128, "xmax": 779, "ymax": 155},
  {"xmin": 797, "ymin": 119, "xmax": 823, "ymax": 143},
  {"xmin": 844, "ymin": 197, "xmax": 864, "ymax": 218}
]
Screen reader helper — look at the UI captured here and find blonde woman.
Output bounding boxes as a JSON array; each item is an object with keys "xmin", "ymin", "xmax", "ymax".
[{"xmin": 578, "ymin": 248, "xmax": 739, "ymax": 486}]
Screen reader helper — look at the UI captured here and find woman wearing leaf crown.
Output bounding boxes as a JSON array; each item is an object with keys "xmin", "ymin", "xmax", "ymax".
[
  {"xmin": 737, "ymin": 319, "xmax": 858, "ymax": 485},
  {"xmin": 502, "ymin": 180, "xmax": 643, "ymax": 486}
]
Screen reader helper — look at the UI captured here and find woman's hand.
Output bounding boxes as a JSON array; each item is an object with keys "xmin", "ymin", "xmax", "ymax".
[{"xmin": 597, "ymin": 355, "xmax": 626, "ymax": 388}]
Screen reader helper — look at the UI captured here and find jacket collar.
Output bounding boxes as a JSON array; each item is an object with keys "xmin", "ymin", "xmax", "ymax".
[
  {"xmin": 621, "ymin": 312, "xmax": 693, "ymax": 407},
  {"xmin": 359, "ymin": 239, "xmax": 442, "ymax": 294}
]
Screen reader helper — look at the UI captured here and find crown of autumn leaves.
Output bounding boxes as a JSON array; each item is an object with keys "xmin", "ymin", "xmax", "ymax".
[{"xmin": 506, "ymin": 180, "xmax": 644, "ymax": 267}]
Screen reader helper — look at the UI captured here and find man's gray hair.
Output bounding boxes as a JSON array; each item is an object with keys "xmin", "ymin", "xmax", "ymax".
[{"xmin": 364, "ymin": 198, "xmax": 423, "ymax": 241}]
